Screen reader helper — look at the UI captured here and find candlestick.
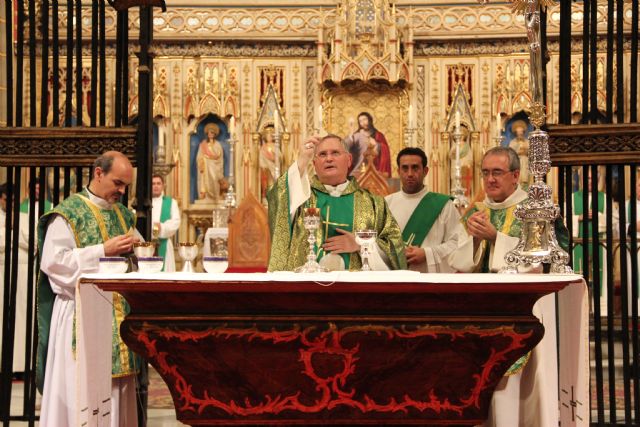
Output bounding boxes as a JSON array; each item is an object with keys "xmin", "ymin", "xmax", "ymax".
[
  {"xmin": 274, "ymin": 110, "xmax": 280, "ymax": 135},
  {"xmin": 455, "ymin": 111, "xmax": 460, "ymax": 133}
]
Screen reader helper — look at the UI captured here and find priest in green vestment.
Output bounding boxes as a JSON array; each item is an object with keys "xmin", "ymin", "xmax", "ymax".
[
  {"xmin": 19, "ymin": 180, "xmax": 52, "ymax": 214},
  {"xmin": 449, "ymin": 146, "xmax": 569, "ymax": 273},
  {"xmin": 385, "ymin": 147, "xmax": 462, "ymax": 272},
  {"xmin": 571, "ymin": 172, "xmax": 608, "ymax": 285},
  {"xmin": 448, "ymin": 146, "xmax": 570, "ymax": 427},
  {"xmin": 267, "ymin": 134, "xmax": 406, "ymax": 271},
  {"xmin": 37, "ymin": 151, "xmax": 141, "ymax": 427}
]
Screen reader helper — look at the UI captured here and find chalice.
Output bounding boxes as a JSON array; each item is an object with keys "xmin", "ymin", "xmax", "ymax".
[
  {"xmin": 355, "ymin": 230, "xmax": 377, "ymax": 272},
  {"xmin": 294, "ymin": 207, "xmax": 328, "ymax": 273},
  {"xmin": 178, "ymin": 242, "xmax": 199, "ymax": 273}
]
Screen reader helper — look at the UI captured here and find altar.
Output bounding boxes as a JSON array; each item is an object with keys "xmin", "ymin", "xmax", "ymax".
[{"xmin": 75, "ymin": 272, "xmax": 588, "ymax": 426}]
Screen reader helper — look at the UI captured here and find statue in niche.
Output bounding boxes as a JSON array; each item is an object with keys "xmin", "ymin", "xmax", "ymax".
[
  {"xmin": 196, "ymin": 122, "xmax": 226, "ymax": 202},
  {"xmin": 449, "ymin": 124, "xmax": 474, "ymax": 196},
  {"xmin": 508, "ymin": 119, "xmax": 530, "ymax": 188},
  {"xmin": 258, "ymin": 125, "xmax": 281, "ymax": 202}
]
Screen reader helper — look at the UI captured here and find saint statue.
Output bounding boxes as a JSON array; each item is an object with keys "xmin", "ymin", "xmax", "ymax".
[
  {"xmin": 196, "ymin": 122, "xmax": 226, "ymax": 202},
  {"xmin": 258, "ymin": 126, "xmax": 281, "ymax": 201},
  {"xmin": 449, "ymin": 124, "xmax": 474, "ymax": 196},
  {"xmin": 508, "ymin": 120, "xmax": 530, "ymax": 187}
]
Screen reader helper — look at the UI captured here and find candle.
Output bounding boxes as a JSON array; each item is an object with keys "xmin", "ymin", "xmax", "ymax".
[
  {"xmin": 317, "ymin": 104, "xmax": 323, "ymax": 133},
  {"xmin": 496, "ymin": 113, "xmax": 501, "ymax": 138},
  {"xmin": 455, "ymin": 111, "xmax": 460, "ymax": 133},
  {"xmin": 408, "ymin": 104, "xmax": 414, "ymax": 128},
  {"xmin": 274, "ymin": 110, "xmax": 280, "ymax": 134},
  {"xmin": 229, "ymin": 116, "xmax": 235, "ymax": 139}
]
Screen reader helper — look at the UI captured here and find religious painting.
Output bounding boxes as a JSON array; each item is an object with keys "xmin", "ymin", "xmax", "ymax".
[
  {"xmin": 502, "ymin": 112, "xmax": 533, "ymax": 188},
  {"xmin": 189, "ymin": 114, "xmax": 231, "ymax": 204},
  {"xmin": 344, "ymin": 111, "xmax": 392, "ymax": 177}
]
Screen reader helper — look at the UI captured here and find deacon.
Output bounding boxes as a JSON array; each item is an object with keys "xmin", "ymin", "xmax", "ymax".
[
  {"xmin": 151, "ymin": 173, "xmax": 181, "ymax": 271},
  {"xmin": 448, "ymin": 146, "xmax": 569, "ymax": 427},
  {"xmin": 267, "ymin": 134, "xmax": 406, "ymax": 271},
  {"xmin": 37, "ymin": 151, "xmax": 141, "ymax": 427},
  {"xmin": 385, "ymin": 147, "xmax": 461, "ymax": 272}
]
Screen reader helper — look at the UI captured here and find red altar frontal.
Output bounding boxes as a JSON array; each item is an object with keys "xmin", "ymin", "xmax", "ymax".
[{"xmin": 76, "ymin": 271, "xmax": 588, "ymax": 426}]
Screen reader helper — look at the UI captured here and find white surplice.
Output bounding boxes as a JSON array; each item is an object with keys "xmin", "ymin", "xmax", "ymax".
[
  {"xmin": 152, "ymin": 194, "xmax": 181, "ymax": 272},
  {"xmin": 447, "ymin": 187, "xmax": 587, "ymax": 427},
  {"xmin": 287, "ymin": 162, "xmax": 391, "ymax": 270},
  {"xmin": 39, "ymin": 189, "xmax": 138, "ymax": 427},
  {"xmin": 385, "ymin": 187, "xmax": 462, "ymax": 272},
  {"xmin": 448, "ymin": 187, "xmax": 528, "ymax": 273}
]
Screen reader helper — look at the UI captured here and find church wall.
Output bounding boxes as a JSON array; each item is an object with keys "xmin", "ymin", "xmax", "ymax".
[{"xmin": 5, "ymin": 2, "xmax": 639, "ymax": 240}]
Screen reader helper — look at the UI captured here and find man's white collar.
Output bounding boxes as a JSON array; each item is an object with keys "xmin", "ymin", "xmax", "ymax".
[{"xmin": 483, "ymin": 186, "xmax": 528, "ymax": 209}]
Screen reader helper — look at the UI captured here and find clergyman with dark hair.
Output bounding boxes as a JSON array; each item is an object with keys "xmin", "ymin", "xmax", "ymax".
[
  {"xmin": 385, "ymin": 147, "xmax": 462, "ymax": 272},
  {"xmin": 36, "ymin": 151, "xmax": 141, "ymax": 427}
]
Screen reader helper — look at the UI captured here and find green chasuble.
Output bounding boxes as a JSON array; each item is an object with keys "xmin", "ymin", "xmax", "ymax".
[
  {"xmin": 20, "ymin": 198, "xmax": 52, "ymax": 213},
  {"xmin": 461, "ymin": 196, "xmax": 570, "ymax": 375},
  {"xmin": 402, "ymin": 192, "xmax": 451, "ymax": 247},
  {"xmin": 36, "ymin": 189, "xmax": 140, "ymax": 392},
  {"xmin": 267, "ymin": 173, "xmax": 406, "ymax": 271},
  {"xmin": 572, "ymin": 190, "xmax": 605, "ymax": 284},
  {"xmin": 157, "ymin": 195, "xmax": 173, "ymax": 271}
]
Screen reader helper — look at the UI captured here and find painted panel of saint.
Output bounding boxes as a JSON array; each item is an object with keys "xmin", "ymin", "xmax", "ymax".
[
  {"xmin": 502, "ymin": 113, "xmax": 533, "ymax": 188},
  {"xmin": 344, "ymin": 112, "xmax": 392, "ymax": 177}
]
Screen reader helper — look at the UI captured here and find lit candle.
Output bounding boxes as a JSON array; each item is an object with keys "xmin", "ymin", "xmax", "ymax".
[
  {"xmin": 455, "ymin": 111, "xmax": 460, "ymax": 133},
  {"xmin": 317, "ymin": 104, "xmax": 323, "ymax": 133},
  {"xmin": 408, "ymin": 104, "xmax": 414, "ymax": 128},
  {"xmin": 274, "ymin": 110, "xmax": 280, "ymax": 135},
  {"xmin": 229, "ymin": 116, "xmax": 235, "ymax": 139},
  {"xmin": 496, "ymin": 113, "xmax": 501, "ymax": 138}
]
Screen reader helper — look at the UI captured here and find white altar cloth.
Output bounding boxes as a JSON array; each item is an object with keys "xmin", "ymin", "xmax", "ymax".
[{"xmin": 75, "ymin": 272, "xmax": 589, "ymax": 427}]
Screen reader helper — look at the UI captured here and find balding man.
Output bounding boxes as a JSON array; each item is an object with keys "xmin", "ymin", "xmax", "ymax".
[
  {"xmin": 267, "ymin": 134, "xmax": 405, "ymax": 271},
  {"xmin": 37, "ymin": 151, "xmax": 140, "ymax": 427}
]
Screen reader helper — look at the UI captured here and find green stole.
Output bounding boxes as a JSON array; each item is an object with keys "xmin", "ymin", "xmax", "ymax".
[
  {"xmin": 36, "ymin": 189, "xmax": 140, "ymax": 393},
  {"xmin": 315, "ymin": 191, "xmax": 354, "ymax": 268},
  {"xmin": 157, "ymin": 195, "xmax": 173, "ymax": 270},
  {"xmin": 402, "ymin": 192, "xmax": 451, "ymax": 247},
  {"xmin": 572, "ymin": 190, "xmax": 605, "ymax": 283},
  {"xmin": 20, "ymin": 198, "xmax": 52, "ymax": 213},
  {"xmin": 267, "ymin": 173, "xmax": 406, "ymax": 271}
]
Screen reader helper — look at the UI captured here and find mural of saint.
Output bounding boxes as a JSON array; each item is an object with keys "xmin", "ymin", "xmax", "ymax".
[
  {"xmin": 196, "ymin": 123, "xmax": 226, "ymax": 202},
  {"xmin": 345, "ymin": 112, "xmax": 391, "ymax": 177}
]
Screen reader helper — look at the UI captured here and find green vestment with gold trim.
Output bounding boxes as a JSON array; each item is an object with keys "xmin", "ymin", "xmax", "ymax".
[
  {"xmin": 35, "ymin": 189, "xmax": 140, "ymax": 392},
  {"xmin": 267, "ymin": 173, "xmax": 406, "ymax": 271}
]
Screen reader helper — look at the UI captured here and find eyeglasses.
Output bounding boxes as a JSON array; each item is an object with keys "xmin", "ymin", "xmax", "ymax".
[
  {"xmin": 481, "ymin": 169, "xmax": 513, "ymax": 178},
  {"xmin": 315, "ymin": 150, "xmax": 346, "ymax": 160}
]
